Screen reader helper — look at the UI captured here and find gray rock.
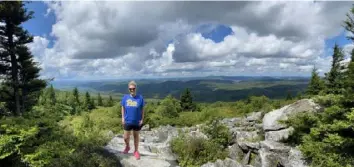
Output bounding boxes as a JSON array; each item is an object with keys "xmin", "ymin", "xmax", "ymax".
[
  {"xmin": 260, "ymin": 140, "xmax": 291, "ymax": 154},
  {"xmin": 106, "ymin": 130, "xmax": 115, "ymax": 138},
  {"xmin": 246, "ymin": 112, "xmax": 263, "ymax": 122},
  {"xmin": 242, "ymin": 151, "xmax": 251, "ymax": 165},
  {"xmin": 141, "ymin": 124, "xmax": 150, "ymax": 131},
  {"xmin": 285, "ymin": 148, "xmax": 308, "ymax": 167},
  {"xmin": 238, "ymin": 141, "xmax": 260, "ymax": 152},
  {"xmin": 263, "ymin": 99, "xmax": 320, "ymax": 131},
  {"xmin": 201, "ymin": 158, "xmax": 243, "ymax": 167},
  {"xmin": 236, "ymin": 131, "xmax": 260, "ymax": 142},
  {"xmin": 228, "ymin": 144, "xmax": 244, "ymax": 161},
  {"xmin": 265, "ymin": 127, "xmax": 294, "ymax": 142},
  {"xmin": 257, "ymin": 149, "xmax": 287, "ymax": 167},
  {"xmin": 189, "ymin": 130, "xmax": 208, "ymax": 139},
  {"xmin": 148, "ymin": 143, "xmax": 177, "ymax": 161},
  {"xmin": 105, "ymin": 136, "xmax": 179, "ymax": 167}
]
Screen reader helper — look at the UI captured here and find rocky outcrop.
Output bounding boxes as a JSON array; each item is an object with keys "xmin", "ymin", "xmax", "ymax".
[
  {"xmin": 263, "ymin": 99, "xmax": 320, "ymax": 131},
  {"xmin": 104, "ymin": 99, "xmax": 315, "ymax": 167}
]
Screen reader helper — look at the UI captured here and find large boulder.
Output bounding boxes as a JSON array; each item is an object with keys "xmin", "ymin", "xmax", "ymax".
[
  {"xmin": 228, "ymin": 144, "xmax": 244, "ymax": 161},
  {"xmin": 246, "ymin": 111, "xmax": 263, "ymax": 122},
  {"xmin": 263, "ymin": 99, "xmax": 320, "ymax": 131},
  {"xmin": 255, "ymin": 141, "xmax": 308, "ymax": 167},
  {"xmin": 265, "ymin": 127, "xmax": 294, "ymax": 142}
]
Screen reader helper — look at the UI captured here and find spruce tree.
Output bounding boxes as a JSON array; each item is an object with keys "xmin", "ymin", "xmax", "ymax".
[
  {"xmin": 325, "ymin": 44, "xmax": 345, "ymax": 94},
  {"xmin": 107, "ymin": 95, "xmax": 114, "ymax": 107},
  {"xmin": 0, "ymin": 1, "xmax": 46, "ymax": 114},
  {"xmin": 47, "ymin": 84, "xmax": 56, "ymax": 105},
  {"xmin": 73, "ymin": 87, "xmax": 80, "ymax": 105},
  {"xmin": 180, "ymin": 88, "xmax": 196, "ymax": 111},
  {"xmin": 84, "ymin": 91, "xmax": 94, "ymax": 110},
  {"xmin": 97, "ymin": 93, "xmax": 103, "ymax": 106},
  {"xmin": 307, "ymin": 67, "xmax": 325, "ymax": 96},
  {"xmin": 17, "ymin": 46, "xmax": 46, "ymax": 112},
  {"xmin": 343, "ymin": 5, "xmax": 354, "ymax": 108},
  {"xmin": 286, "ymin": 92, "xmax": 293, "ymax": 100},
  {"xmin": 342, "ymin": 48, "xmax": 354, "ymax": 108}
]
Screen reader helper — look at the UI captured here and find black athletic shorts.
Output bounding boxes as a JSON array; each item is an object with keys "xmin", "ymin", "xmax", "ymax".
[{"xmin": 123, "ymin": 123, "xmax": 142, "ymax": 131}]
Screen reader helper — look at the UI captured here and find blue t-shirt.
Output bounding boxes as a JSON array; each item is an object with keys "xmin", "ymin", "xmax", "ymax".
[{"xmin": 121, "ymin": 94, "xmax": 145, "ymax": 125}]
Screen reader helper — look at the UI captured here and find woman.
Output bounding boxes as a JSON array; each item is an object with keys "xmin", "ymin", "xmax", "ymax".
[{"xmin": 120, "ymin": 81, "xmax": 145, "ymax": 160}]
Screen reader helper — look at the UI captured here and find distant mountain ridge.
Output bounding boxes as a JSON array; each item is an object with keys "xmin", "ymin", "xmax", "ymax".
[{"xmin": 50, "ymin": 76, "xmax": 309, "ymax": 102}]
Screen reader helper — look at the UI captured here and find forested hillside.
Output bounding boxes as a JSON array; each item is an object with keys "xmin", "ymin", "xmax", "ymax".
[
  {"xmin": 57, "ymin": 78, "xmax": 308, "ymax": 102},
  {"xmin": 1, "ymin": 1, "xmax": 354, "ymax": 167}
]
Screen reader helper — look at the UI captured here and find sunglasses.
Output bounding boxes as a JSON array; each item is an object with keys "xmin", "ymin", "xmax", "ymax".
[{"xmin": 129, "ymin": 88, "xmax": 136, "ymax": 91}]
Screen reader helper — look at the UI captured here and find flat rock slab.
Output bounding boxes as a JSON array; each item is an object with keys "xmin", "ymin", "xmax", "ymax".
[{"xmin": 105, "ymin": 137, "xmax": 178, "ymax": 167}]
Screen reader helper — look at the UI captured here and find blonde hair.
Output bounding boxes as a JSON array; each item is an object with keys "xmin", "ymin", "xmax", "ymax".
[{"xmin": 128, "ymin": 80, "xmax": 137, "ymax": 88}]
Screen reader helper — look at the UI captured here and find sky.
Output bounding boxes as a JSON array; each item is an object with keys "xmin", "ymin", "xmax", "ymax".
[{"xmin": 22, "ymin": 1, "xmax": 354, "ymax": 80}]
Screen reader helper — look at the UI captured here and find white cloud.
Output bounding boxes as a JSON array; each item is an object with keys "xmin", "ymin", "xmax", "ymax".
[{"xmin": 27, "ymin": 1, "xmax": 354, "ymax": 79}]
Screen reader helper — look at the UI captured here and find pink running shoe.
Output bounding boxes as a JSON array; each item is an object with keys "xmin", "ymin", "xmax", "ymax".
[
  {"xmin": 134, "ymin": 151, "xmax": 140, "ymax": 160},
  {"xmin": 122, "ymin": 146, "xmax": 130, "ymax": 154}
]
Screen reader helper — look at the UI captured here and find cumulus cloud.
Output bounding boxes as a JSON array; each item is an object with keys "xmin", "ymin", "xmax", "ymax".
[{"xmin": 28, "ymin": 1, "xmax": 354, "ymax": 79}]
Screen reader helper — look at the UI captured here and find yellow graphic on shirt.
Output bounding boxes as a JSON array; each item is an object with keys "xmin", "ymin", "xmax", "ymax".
[{"xmin": 126, "ymin": 99, "xmax": 138, "ymax": 107}]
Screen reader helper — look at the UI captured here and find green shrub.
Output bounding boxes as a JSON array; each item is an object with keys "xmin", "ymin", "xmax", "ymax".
[
  {"xmin": 283, "ymin": 102, "xmax": 354, "ymax": 167},
  {"xmin": 202, "ymin": 119, "xmax": 232, "ymax": 148},
  {"xmin": 313, "ymin": 94, "xmax": 343, "ymax": 107},
  {"xmin": 171, "ymin": 133, "xmax": 228, "ymax": 167}
]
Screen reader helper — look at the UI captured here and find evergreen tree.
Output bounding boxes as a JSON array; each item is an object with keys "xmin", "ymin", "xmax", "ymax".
[
  {"xmin": 47, "ymin": 84, "xmax": 56, "ymax": 106},
  {"xmin": 17, "ymin": 46, "xmax": 46, "ymax": 112},
  {"xmin": 107, "ymin": 95, "xmax": 114, "ymax": 107},
  {"xmin": 286, "ymin": 92, "xmax": 293, "ymax": 100},
  {"xmin": 0, "ymin": 1, "xmax": 46, "ymax": 115},
  {"xmin": 73, "ymin": 87, "xmax": 80, "ymax": 105},
  {"xmin": 325, "ymin": 44, "xmax": 345, "ymax": 94},
  {"xmin": 180, "ymin": 88, "xmax": 196, "ymax": 111},
  {"xmin": 344, "ymin": 5, "xmax": 354, "ymax": 42},
  {"xmin": 97, "ymin": 93, "xmax": 103, "ymax": 106},
  {"xmin": 342, "ymin": 49, "xmax": 354, "ymax": 108},
  {"xmin": 84, "ymin": 91, "xmax": 94, "ymax": 110},
  {"xmin": 307, "ymin": 67, "xmax": 325, "ymax": 96}
]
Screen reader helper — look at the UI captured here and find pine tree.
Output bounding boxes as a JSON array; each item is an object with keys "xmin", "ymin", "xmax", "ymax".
[
  {"xmin": 180, "ymin": 88, "xmax": 196, "ymax": 111},
  {"xmin": 47, "ymin": 84, "xmax": 56, "ymax": 105},
  {"xmin": 17, "ymin": 46, "xmax": 46, "ymax": 112},
  {"xmin": 343, "ymin": 5, "xmax": 354, "ymax": 108},
  {"xmin": 107, "ymin": 95, "xmax": 114, "ymax": 107},
  {"xmin": 0, "ymin": 1, "xmax": 46, "ymax": 115},
  {"xmin": 73, "ymin": 87, "xmax": 80, "ymax": 105},
  {"xmin": 342, "ymin": 48, "xmax": 354, "ymax": 108},
  {"xmin": 97, "ymin": 93, "xmax": 103, "ymax": 106},
  {"xmin": 344, "ymin": 5, "xmax": 354, "ymax": 42},
  {"xmin": 307, "ymin": 67, "xmax": 325, "ymax": 96},
  {"xmin": 286, "ymin": 92, "xmax": 293, "ymax": 100},
  {"xmin": 84, "ymin": 91, "xmax": 94, "ymax": 110},
  {"xmin": 325, "ymin": 44, "xmax": 345, "ymax": 94}
]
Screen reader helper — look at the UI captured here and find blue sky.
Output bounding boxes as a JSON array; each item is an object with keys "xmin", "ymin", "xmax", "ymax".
[
  {"xmin": 23, "ymin": 2, "xmax": 56, "ymax": 48},
  {"xmin": 22, "ymin": 1, "xmax": 354, "ymax": 80}
]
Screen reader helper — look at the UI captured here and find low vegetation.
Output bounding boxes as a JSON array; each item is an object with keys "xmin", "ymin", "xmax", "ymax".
[{"xmin": 170, "ymin": 119, "xmax": 231, "ymax": 167}]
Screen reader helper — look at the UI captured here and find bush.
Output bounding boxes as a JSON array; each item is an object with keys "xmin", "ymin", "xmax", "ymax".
[
  {"xmin": 202, "ymin": 119, "xmax": 232, "ymax": 148},
  {"xmin": 283, "ymin": 102, "xmax": 354, "ymax": 167},
  {"xmin": 171, "ymin": 133, "xmax": 228, "ymax": 167}
]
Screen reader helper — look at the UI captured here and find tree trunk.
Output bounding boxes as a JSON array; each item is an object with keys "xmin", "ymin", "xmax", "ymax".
[{"xmin": 7, "ymin": 23, "xmax": 21, "ymax": 116}]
